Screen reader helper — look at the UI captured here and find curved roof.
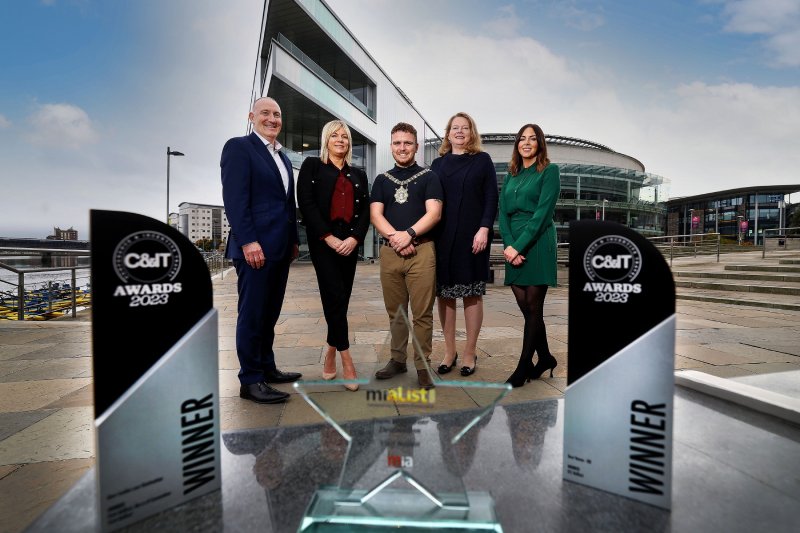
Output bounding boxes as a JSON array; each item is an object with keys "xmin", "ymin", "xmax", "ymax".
[
  {"xmin": 668, "ymin": 184, "xmax": 800, "ymax": 204},
  {"xmin": 481, "ymin": 133, "xmax": 612, "ymax": 152},
  {"xmin": 478, "ymin": 133, "xmax": 645, "ymax": 172}
]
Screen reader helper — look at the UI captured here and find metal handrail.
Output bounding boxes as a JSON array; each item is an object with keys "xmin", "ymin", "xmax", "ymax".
[
  {"xmin": 648, "ymin": 233, "xmax": 721, "ymax": 266},
  {"xmin": 0, "ymin": 262, "xmax": 90, "ymax": 320},
  {"xmin": 762, "ymin": 226, "xmax": 800, "ymax": 258},
  {"xmin": 201, "ymin": 253, "xmax": 233, "ymax": 279}
]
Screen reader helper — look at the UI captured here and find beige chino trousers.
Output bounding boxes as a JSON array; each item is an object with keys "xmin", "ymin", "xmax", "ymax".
[{"xmin": 379, "ymin": 241, "xmax": 436, "ymax": 370}]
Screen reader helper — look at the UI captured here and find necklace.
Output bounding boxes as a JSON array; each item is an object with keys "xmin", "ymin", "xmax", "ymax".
[{"xmin": 383, "ymin": 168, "xmax": 430, "ymax": 204}]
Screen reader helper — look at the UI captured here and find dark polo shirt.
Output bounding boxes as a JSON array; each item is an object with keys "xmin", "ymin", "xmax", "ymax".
[{"xmin": 370, "ymin": 163, "xmax": 443, "ymax": 231}]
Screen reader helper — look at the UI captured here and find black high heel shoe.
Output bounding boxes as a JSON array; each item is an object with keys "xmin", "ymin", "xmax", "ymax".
[
  {"xmin": 529, "ymin": 354, "xmax": 557, "ymax": 380},
  {"xmin": 505, "ymin": 354, "xmax": 534, "ymax": 388},
  {"xmin": 437, "ymin": 353, "xmax": 458, "ymax": 375},
  {"xmin": 505, "ymin": 365, "xmax": 532, "ymax": 388},
  {"xmin": 460, "ymin": 356, "xmax": 477, "ymax": 377}
]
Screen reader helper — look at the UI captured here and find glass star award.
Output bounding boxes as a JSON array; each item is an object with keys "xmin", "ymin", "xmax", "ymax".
[{"xmin": 294, "ymin": 306, "xmax": 510, "ymax": 531}]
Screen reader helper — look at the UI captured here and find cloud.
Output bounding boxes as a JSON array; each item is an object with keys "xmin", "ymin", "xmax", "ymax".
[
  {"xmin": 3, "ymin": 0, "xmax": 264, "ymax": 237},
  {"xmin": 719, "ymin": 0, "xmax": 800, "ymax": 66},
  {"xmin": 482, "ymin": 5, "xmax": 523, "ymax": 35},
  {"xmin": 633, "ymin": 81, "xmax": 800, "ymax": 196},
  {"xmin": 26, "ymin": 103, "xmax": 99, "ymax": 148},
  {"xmin": 0, "ymin": 114, "xmax": 10, "ymax": 128},
  {"xmin": 333, "ymin": 18, "xmax": 582, "ymax": 132},
  {"xmin": 556, "ymin": 3, "xmax": 606, "ymax": 31}
]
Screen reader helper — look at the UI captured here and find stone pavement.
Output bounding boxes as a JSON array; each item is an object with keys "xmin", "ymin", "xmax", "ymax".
[{"xmin": 2, "ymin": 252, "xmax": 799, "ymax": 533}]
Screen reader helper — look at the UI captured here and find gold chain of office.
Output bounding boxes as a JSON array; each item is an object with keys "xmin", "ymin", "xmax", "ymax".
[{"xmin": 383, "ymin": 169, "xmax": 430, "ymax": 204}]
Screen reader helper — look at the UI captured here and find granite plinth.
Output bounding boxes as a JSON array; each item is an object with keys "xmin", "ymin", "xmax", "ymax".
[{"xmin": 27, "ymin": 388, "xmax": 800, "ymax": 532}]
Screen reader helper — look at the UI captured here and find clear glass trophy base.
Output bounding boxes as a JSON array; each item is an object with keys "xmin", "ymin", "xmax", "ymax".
[{"xmin": 299, "ymin": 487, "xmax": 503, "ymax": 532}]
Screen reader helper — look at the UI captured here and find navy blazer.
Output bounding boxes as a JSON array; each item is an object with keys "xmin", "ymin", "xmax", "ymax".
[{"xmin": 221, "ymin": 132, "xmax": 299, "ymax": 261}]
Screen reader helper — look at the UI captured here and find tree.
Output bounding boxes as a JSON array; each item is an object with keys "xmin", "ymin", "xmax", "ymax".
[{"xmin": 194, "ymin": 238, "xmax": 213, "ymax": 251}]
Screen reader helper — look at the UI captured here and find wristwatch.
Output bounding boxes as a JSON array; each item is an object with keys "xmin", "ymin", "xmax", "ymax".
[{"xmin": 406, "ymin": 227, "xmax": 417, "ymax": 238}]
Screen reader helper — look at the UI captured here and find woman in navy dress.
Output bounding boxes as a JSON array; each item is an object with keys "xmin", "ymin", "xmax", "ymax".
[{"xmin": 431, "ymin": 112, "xmax": 498, "ymax": 377}]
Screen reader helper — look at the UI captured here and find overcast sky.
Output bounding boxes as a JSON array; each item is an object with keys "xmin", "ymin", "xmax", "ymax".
[{"xmin": 1, "ymin": 0, "xmax": 798, "ymax": 238}]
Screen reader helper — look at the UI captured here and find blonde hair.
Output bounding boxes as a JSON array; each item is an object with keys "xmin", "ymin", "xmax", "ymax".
[
  {"xmin": 438, "ymin": 112, "xmax": 482, "ymax": 156},
  {"xmin": 319, "ymin": 120, "xmax": 353, "ymax": 165}
]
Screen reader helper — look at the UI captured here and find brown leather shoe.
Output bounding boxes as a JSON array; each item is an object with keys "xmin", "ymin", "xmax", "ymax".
[
  {"xmin": 417, "ymin": 369, "xmax": 435, "ymax": 390},
  {"xmin": 375, "ymin": 360, "xmax": 407, "ymax": 379}
]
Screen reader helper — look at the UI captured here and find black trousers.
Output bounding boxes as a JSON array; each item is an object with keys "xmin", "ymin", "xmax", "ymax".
[{"xmin": 308, "ymin": 224, "xmax": 358, "ymax": 351}]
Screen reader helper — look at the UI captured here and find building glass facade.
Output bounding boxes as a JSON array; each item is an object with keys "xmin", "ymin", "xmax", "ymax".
[
  {"xmin": 476, "ymin": 134, "xmax": 669, "ymax": 242},
  {"xmin": 252, "ymin": 0, "xmax": 439, "ymax": 259},
  {"xmin": 667, "ymin": 187, "xmax": 799, "ymax": 245}
]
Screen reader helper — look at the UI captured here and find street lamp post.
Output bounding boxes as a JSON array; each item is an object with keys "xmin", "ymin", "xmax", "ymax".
[
  {"xmin": 602, "ymin": 199, "xmax": 608, "ymax": 220},
  {"xmin": 166, "ymin": 146, "xmax": 185, "ymax": 223}
]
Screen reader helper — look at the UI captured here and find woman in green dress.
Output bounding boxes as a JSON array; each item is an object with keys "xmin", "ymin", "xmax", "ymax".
[{"xmin": 499, "ymin": 124, "xmax": 560, "ymax": 387}]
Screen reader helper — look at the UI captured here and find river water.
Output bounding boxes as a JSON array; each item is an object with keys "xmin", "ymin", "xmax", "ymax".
[{"xmin": 0, "ymin": 256, "xmax": 91, "ymax": 296}]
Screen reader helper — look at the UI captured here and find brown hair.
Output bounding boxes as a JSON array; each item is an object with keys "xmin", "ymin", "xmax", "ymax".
[
  {"xmin": 390, "ymin": 122, "xmax": 418, "ymax": 142},
  {"xmin": 438, "ymin": 112, "xmax": 482, "ymax": 156},
  {"xmin": 508, "ymin": 123, "xmax": 549, "ymax": 175}
]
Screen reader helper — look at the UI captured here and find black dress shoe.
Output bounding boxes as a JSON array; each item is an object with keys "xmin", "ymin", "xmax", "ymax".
[
  {"xmin": 460, "ymin": 355, "xmax": 477, "ymax": 377},
  {"xmin": 437, "ymin": 353, "xmax": 458, "ymax": 375},
  {"xmin": 264, "ymin": 368, "xmax": 302, "ymax": 384},
  {"xmin": 240, "ymin": 382, "xmax": 290, "ymax": 404}
]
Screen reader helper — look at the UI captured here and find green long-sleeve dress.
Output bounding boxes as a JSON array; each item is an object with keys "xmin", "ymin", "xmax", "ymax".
[{"xmin": 499, "ymin": 162, "xmax": 560, "ymax": 286}]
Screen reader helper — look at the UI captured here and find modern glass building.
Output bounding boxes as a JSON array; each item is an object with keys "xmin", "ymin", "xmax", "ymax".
[
  {"xmin": 666, "ymin": 185, "xmax": 800, "ymax": 245},
  {"xmin": 251, "ymin": 0, "xmax": 440, "ymax": 259},
  {"xmin": 477, "ymin": 134, "xmax": 669, "ymax": 241}
]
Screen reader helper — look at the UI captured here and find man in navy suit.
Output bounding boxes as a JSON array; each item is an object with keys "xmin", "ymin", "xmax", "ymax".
[{"xmin": 221, "ymin": 97, "xmax": 302, "ymax": 404}]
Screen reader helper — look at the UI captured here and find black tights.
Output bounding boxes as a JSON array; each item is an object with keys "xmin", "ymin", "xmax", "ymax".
[{"xmin": 511, "ymin": 284, "xmax": 551, "ymax": 369}]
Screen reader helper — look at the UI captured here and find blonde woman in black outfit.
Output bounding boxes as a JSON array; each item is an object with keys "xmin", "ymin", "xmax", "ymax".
[{"xmin": 297, "ymin": 120, "xmax": 370, "ymax": 391}]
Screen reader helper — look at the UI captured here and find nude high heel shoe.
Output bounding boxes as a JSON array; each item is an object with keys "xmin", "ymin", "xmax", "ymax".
[
  {"xmin": 341, "ymin": 350, "xmax": 359, "ymax": 391},
  {"xmin": 322, "ymin": 348, "xmax": 337, "ymax": 380}
]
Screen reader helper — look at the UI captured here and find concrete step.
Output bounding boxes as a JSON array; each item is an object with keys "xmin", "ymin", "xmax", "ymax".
[
  {"xmin": 664, "ymin": 250, "xmax": 800, "ymax": 311},
  {"xmin": 675, "ymin": 289, "xmax": 800, "ymax": 311},
  {"xmin": 725, "ymin": 264, "xmax": 800, "ymax": 273},
  {"xmin": 674, "ymin": 279, "xmax": 800, "ymax": 296},
  {"xmin": 673, "ymin": 270, "xmax": 800, "ymax": 282}
]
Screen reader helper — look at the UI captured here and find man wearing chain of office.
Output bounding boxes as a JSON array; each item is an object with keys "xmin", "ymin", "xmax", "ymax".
[{"xmin": 370, "ymin": 122, "xmax": 443, "ymax": 390}]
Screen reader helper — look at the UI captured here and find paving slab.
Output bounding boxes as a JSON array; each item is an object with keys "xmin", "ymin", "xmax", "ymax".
[
  {"xmin": 11, "ymin": 343, "xmax": 90, "ymax": 360},
  {"xmin": 0, "ymin": 407, "xmax": 94, "ymax": 464},
  {"xmin": 0, "ymin": 357, "xmax": 91, "ymax": 382},
  {"xmin": 0, "ymin": 343, "xmax": 58, "ymax": 362},
  {"xmin": 0, "ymin": 410, "xmax": 57, "ymax": 442},
  {"xmin": 0, "ymin": 458, "xmax": 93, "ymax": 533},
  {"xmin": 43, "ymin": 384, "xmax": 94, "ymax": 409},
  {"xmin": 0, "ymin": 378, "xmax": 92, "ymax": 413}
]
